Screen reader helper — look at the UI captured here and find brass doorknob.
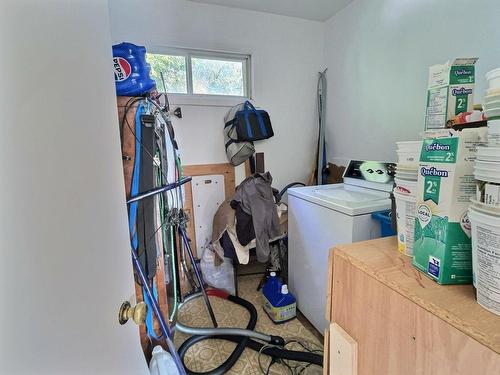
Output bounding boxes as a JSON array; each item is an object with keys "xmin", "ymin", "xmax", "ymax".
[{"xmin": 118, "ymin": 301, "xmax": 148, "ymax": 325}]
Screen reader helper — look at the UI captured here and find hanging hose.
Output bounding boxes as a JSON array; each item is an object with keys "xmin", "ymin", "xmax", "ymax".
[{"xmin": 176, "ymin": 290, "xmax": 323, "ymax": 375}]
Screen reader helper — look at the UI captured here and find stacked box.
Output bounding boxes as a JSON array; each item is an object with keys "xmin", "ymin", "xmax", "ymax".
[{"xmin": 413, "ymin": 127, "xmax": 487, "ymax": 284}]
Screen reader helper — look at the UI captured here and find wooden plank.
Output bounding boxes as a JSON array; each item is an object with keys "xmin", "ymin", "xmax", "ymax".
[
  {"xmin": 330, "ymin": 323, "xmax": 357, "ymax": 375},
  {"xmin": 255, "ymin": 152, "xmax": 265, "ymax": 173},
  {"xmin": 182, "ymin": 163, "xmax": 235, "ymax": 257},
  {"xmin": 330, "ymin": 242, "xmax": 500, "ymax": 375},
  {"xmin": 117, "ymin": 96, "xmax": 138, "ymax": 199},
  {"xmin": 325, "ymin": 249, "xmax": 335, "ymax": 322},
  {"xmin": 332, "ymin": 237, "xmax": 500, "ymax": 354},
  {"xmin": 324, "ymin": 328, "xmax": 330, "ymax": 375},
  {"xmin": 244, "ymin": 158, "xmax": 252, "ymax": 177}
]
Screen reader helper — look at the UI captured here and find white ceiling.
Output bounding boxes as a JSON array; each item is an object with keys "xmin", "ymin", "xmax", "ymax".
[{"xmin": 188, "ymin": 0, "xmax": 353, "ymax": 22}]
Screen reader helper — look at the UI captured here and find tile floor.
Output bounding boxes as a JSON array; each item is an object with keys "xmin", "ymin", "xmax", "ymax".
[{"xmin": 174, "ymin": 275, "xmax": 324, "ymax": 374}]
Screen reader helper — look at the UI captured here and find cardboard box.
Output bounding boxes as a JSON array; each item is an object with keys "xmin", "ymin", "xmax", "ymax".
[
  {"xmin": 413, "ymin": 127, "xmax": 487, "ymax": 284},
  {"xmin": 425, "ymin": 58, "xmax": 478, "ymax": 130}
]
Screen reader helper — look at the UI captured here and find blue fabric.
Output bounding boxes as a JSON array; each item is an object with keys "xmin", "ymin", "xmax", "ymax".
[
  {"xmin": 245, "ymin": 101, "xmax": 267, "ymax": 137},
  {"xmin": 127, "ymin": 102, "xmax": 160, "ymax": 339},
  {"xmin": 143, "ymin": 282, "xmax": 161, "ymax": 339},
  {"xmin": 243, "ymin": 112, "xmax": 253, "ymax": 139},
  {"xmin": 129, "ymin": 104, "xmax": 144, "ymax": 250}
]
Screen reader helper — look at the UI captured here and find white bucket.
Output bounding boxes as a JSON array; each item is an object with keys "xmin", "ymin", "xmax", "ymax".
[
  {"xmin": 394, "ymin": 177, "xmax": 417, "ymax": 196},
  {"xmin": 485, "ymin": 107, "xmax": 500, "ymax": 120},
  {"xmin": 394, "ymin": 190, "xmax": 416, "ymax": 257},
  {"xmin": 484, "ymin": 100, "xmax": 500, "ymax": 110},
  {"xmin": 489, "ymin": 118, "xmax": 500, "ymax": 128},
  {"xmin": 476, "ymin": 145, "xmax": 500, "ymax": 162},
  {"xmin": 486, "ymin": 67, "xmax": 500, "ymax": 89},
  {"xmin": 396, "ymin": 150, "xmax": 420, "ymax": 165},
  {"xmin": 486, "ymin": 87, "xmax": 500, "ymax": 96},
  {"xmin": 468, "ymin": 205, "xmax": 500, "ymax": 316},
  {"xmin": 396, "ymin": 140, "xmax": 422, "ymax": 152},
  {"xmin": 474, "ymin": 159, "xmax": 500, "ymax": 184}
]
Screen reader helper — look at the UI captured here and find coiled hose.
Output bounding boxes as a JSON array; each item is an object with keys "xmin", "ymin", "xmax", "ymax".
[{"xmin": 176, "ymin": 291, "xmax": 323, "ymax": 374}]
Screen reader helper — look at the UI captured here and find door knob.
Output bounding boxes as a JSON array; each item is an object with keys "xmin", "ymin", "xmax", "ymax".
[{"xmin": 118, "ymin": 301, "xmax": 148, "ymax": 325}]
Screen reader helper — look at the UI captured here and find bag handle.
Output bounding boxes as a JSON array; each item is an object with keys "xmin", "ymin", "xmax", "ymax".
[{"xmin": 244, "ymin": 100, "xmax": 257, "ymax": 113}]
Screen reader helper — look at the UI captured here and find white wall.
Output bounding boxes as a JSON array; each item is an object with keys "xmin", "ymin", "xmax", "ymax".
[
  {"xmin": 325, "ymin": 0, "xmax": 500, "ymax": 166},
  {"xmin": 108, "ymin": 0, "xmax": 325, "ymax": 189},
  {"xmin": 0, "ymin": 1, "xmax": 148, "ymax": 373}
]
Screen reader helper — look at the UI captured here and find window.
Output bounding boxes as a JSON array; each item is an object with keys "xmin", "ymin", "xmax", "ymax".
[{"xmin": 146, "ymin": 48, "xmax": 251, "ymax": 103}]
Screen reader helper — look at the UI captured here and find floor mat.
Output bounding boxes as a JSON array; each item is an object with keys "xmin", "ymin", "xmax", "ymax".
[{"xmin": 174, "ymin": 275, "xmax": 324, "ymax": 374}]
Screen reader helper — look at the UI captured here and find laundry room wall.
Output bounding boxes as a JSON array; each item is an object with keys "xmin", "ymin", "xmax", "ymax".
[
  {"xmin": 324, "ymin": 0, "xmax": 500, "ymax": 166},
  {"xmin": 108, "ymin": 0, "xmax": 325, "ymax": 189}
]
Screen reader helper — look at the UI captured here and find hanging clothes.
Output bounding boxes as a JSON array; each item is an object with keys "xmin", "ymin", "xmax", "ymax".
[{"xmin": 231, "ymin": 172, "xmax": 280, "ymax": 262}]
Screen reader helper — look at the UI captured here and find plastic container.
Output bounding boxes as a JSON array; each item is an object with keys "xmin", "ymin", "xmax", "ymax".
[
  {"xmin": 396, "ymin": 140, "xmax": 422, "ymax": 152},
  {"xmin": 262, "ymin": 272, "xmax": 282, "ymax": 298},
  {"xmin": 483, "ymin": 94, "xmax": 500, "ymax": 104},
  {"xmin": 475, "ymin": 160, "xmax": 500, "ymax": 171},
  {"xmin": 394, "ymin": 177, "xmax": 417, "ymax": 196},
  {"xmin": 396, "ymin": 150, "xmax": 420, "ymax": 165},
  {"xmin": 484, "ymin": 100, "xmax": 500, "ymax": 110},
  {"xmin": 468, "ymin": 205, "xmax": 500, "ymax": 316},
  {"xmin": 488, "ymin": 119, "xmax": 500, "ymax": 141},
  {"xmin": 149, "ymin": 345, "xmax": 181, "ymax": 375},
  {"xmin": 476, "ymin": 145, "xmax": 500, "ymax": 162},
  {"xmin": 486, "ymin": 87, "xmax": 500, "ymax": 96},
  {"xmin": 394, "ymin": 190, "xmax": 416, "ymax": 257},
  {"xmin": 475, "ymin": 168, "xmax": 500, "ymax": 184},
  {"xmin": 263, "ymin": 284, "xmax": 297, "ymax": 323},
  {"xmin": 396, "ymin": 141, "xmax": 422, "ymax": 165},
  {"xmin": 395, "ymin": 169, "xmax": 418, "ymax": 181},
  {"xmin": 112, "ymin": 42, "xmax": 156, "ymax": 96},
  {"xmin": 486, "ymin": 67, "xmax": 500, "ymax": 89},
  {"xmin": 371, "ymin": 210, "xmax": 396, "ymax": 237},
  {"xmin": 484, "ymin": 107, "xmax": 500, "ymax": 120}
]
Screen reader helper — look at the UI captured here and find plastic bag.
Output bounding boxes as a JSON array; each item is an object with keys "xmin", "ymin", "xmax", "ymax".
[{"xmin": 200, "ymin": 243, "xmax": 235, "ymax": 295}]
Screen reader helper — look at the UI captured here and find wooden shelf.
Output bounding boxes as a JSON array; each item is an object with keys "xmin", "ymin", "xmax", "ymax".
[
  {"xmin": 326, "ymin": 237, "xmax": 500, "ymax": 375},
  {"xmin": 331, "ymin": 237, "xmax": 500, "ymax": 354}
]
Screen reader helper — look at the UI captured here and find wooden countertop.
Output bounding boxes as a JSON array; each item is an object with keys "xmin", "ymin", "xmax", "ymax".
[{"xmin": 333, "ymin": 237, "xmax": 500, "ymax": 354}]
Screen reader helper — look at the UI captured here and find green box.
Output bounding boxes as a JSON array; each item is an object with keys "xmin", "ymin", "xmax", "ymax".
[
  {"xmin": 413, "ymin": 127, "xmax": 487, "ymax": 284},
  {"xmin": 425, "ymin": 58, "xmax": 477, "ymax": 130}
]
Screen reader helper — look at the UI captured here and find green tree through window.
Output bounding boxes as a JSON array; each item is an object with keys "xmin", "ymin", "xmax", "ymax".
[
  {"xmin": 146, "ymin": 51, "xmax": 248, "ymax": 97},
  {"xmin": 146, "ymin": 53, "xmax": 187, "ymax": 94}
]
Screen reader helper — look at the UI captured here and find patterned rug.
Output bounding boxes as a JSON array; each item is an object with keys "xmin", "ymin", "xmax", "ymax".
[{"xmin": 174, "ymin": 275, "xmax": 323, "ymax": 374}]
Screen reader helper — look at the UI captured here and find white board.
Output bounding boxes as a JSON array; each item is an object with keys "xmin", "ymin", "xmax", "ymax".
[{"xmin": 192, "ymin": 175, "xmax": 226, "ymax": 254}]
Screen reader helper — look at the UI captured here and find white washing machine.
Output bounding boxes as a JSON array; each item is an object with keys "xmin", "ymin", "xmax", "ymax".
[{"xmin": 288, "ymin": 160, "xmax": 395, "ymax": 333}]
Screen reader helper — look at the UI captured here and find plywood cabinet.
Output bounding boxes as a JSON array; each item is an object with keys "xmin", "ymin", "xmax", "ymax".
[{"xmin": 325, "ymin": 237, "xmax": 500, "ymax": 375}]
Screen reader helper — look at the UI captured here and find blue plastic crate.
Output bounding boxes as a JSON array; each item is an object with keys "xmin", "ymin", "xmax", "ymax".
[{"xmin": 371, "ymin": 210, "xmax": 396, "ymax": 238}]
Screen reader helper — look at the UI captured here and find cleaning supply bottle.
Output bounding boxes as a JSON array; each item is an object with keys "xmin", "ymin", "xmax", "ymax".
[
  {"xmin": 149, "ymin": 345, "xmax": 180, "ymax": 375},
  {"xmin": 263, "ymin": 283, "xmax": 297, "ymax": 324},
  {"xmin": 262, "ymin": 271, "xmax": 282, "ymax": 297}
]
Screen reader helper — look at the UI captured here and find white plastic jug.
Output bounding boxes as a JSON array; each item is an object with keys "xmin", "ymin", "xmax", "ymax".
[{"xmin": 149, "ymin": 346, "xmax": 181, "ymax": 375}]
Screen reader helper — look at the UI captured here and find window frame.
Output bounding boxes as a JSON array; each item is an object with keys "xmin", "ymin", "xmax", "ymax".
[{"xmin": 147, "ymin": 46, "xmax": 252, "ymax": 107}]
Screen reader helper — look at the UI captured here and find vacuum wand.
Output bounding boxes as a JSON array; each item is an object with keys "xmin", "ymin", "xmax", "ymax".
[{"xmin": 126, "ymin": 176, "xmax": 192, "ymax": 204}]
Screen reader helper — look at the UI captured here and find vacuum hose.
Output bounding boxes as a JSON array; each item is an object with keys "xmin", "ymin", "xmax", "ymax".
[{"xmin": 176, "ymin": 290, "xmax": 323, "ymax": 374}]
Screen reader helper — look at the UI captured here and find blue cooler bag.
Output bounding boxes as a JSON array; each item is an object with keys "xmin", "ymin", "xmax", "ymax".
[{"xmin": 225, "ymin": 101, "xmax": 274, "ymax": 142}]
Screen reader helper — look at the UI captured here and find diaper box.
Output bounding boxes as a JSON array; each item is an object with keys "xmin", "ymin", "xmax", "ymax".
[
  {"xmin": 413, "ymin": 127, "xmax": 487, "ymax": 284},
  {"xmin": 425, "ymin": 58, "xmax": 478, "ymax": 130}
]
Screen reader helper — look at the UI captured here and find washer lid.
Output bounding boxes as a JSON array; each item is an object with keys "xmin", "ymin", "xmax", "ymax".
[{"xmin": 288, "ymin": 184, "xmax": 391, "ymax": 216}]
